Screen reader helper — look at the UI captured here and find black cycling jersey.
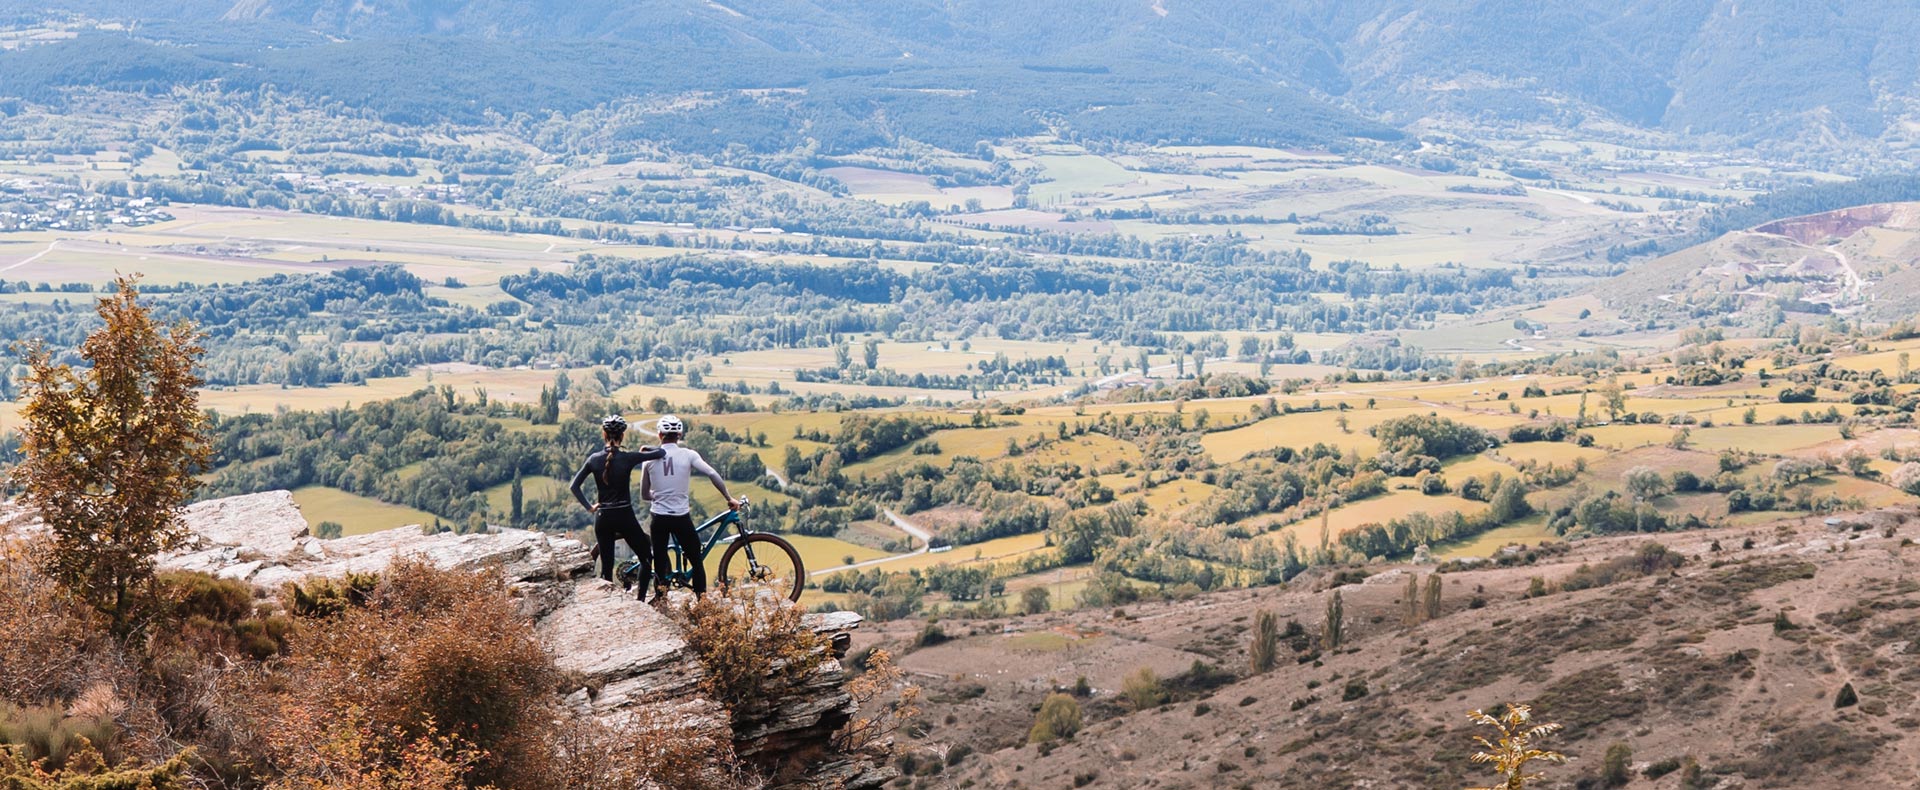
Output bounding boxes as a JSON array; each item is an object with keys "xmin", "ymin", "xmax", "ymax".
[{"xmin": 569, "ymin": 445, "xmax": 666, "ymax": 510}]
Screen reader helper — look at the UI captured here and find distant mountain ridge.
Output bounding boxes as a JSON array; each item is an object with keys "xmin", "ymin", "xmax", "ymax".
[{"xmin": 6, "ymin": 0, "xmax": 1920, "ymax": 148}]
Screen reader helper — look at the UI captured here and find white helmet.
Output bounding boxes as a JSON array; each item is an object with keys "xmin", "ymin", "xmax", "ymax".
[{"xmin": 656, "ymin": 414, "xmax": 685, "ymax": 435}]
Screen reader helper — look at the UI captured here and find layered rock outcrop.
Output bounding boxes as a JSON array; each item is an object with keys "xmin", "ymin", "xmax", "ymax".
[{"xmin": 5, "ymin": 491, "xmax": 891, "ymax": 788}]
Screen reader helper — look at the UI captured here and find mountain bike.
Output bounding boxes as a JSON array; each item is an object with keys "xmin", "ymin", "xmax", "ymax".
[{"xmin": 616, "ymin": 498, "xmax": 807, "ymax": 602}]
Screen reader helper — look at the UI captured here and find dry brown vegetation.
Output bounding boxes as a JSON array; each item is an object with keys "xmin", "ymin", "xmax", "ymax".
[
  {"xmin": 678, "ymin": 589, "xmax": 828, "ymax": 724},
  {"xmin": 867, "ymin": 511, "xmax": 1920, "ymax": 788},
  {"xmin": 259, "ymin": 559, "xmax": 558, "ymax": 789},
  {"xmin": 0, "ymin": 544, "xmax": 772, "ymax": 790}
]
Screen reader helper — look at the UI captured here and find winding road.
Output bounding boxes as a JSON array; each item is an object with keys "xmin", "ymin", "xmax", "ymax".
[
  {"xmin": 760, "ymin": 464, "xmax": 937, "ymax": 577},
  {"xmin": 806, "ymin": 509, "xmax": 934, "ymax": 577}
]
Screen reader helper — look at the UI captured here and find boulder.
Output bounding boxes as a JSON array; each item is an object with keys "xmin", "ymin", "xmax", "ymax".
[{"xmin": 178, "ymin": 490, "xmax": 309, "ymax": 558}]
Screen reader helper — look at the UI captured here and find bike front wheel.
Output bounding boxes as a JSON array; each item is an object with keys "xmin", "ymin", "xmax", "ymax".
[{"xmin": 718, "ymin": 533, "xmax": 806, "ymax": 603}]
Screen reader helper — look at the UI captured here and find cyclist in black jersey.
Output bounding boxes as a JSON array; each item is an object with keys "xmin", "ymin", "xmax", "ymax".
[{"xmin": 569, "ymin": 415, "xmax": 666, "ymax": 591}]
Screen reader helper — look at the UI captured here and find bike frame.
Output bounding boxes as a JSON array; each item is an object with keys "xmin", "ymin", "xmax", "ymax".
[{"xmin": 619, "ymin": 505, "xmax": 751, "ymax": 587}]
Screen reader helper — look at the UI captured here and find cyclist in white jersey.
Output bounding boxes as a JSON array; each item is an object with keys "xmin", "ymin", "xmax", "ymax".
[{"xmin": 638, "ymin": 414, "xmax": 741, "ymax": 599}]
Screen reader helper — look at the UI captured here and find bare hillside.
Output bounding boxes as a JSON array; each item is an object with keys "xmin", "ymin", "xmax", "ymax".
[
  {"xmin": 1607, "ymin": 201, "xmax": 1920, "ymax": 321},
  {"xmin": 863, "ymin": 509, "xmax": 1920, "ymax": 788}
]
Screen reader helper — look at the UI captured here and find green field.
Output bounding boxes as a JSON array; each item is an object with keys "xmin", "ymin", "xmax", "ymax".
[
  {"xmin": 292, "ymin": 485, "xmax": 443, "ymax": 536},
  {"xmin": 482, "ymin": 475, "xmax": 571, "ymax": 513},
  {"xmin": 1434, "ymin": 515, "xmax": 1557, "ymax": 560}
]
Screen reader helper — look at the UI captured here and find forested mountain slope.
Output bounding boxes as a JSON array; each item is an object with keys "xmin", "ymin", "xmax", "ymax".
[{"xmin": 10, "ymin": 0, "xmax": 1919, "ymax": 147}]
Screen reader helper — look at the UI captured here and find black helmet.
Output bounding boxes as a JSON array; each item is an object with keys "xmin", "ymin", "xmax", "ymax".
[{"xmin": 601, "ymin": 414, "xmax": 628, "ymax": 431}]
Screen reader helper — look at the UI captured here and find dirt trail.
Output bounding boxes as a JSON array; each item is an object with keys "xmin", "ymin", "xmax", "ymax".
[{"xmin": 0, "ymin": 239, "xmax": 57, "ymax": 273}]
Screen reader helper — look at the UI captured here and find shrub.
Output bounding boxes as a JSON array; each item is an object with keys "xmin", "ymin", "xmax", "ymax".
[
  {"xmin": 553, "ymin": 707, "xmax": 745, "ymax": 790},
  {"xmin": 1028, "ymin": 694, "xmax": 1082, "ymax": 745},
  {"xmin": 1341, "ymin": 679, "xmax": 1368, "ymax": 701},
  {"xmin": 1121, "ymin": 668, "xmax": 1166, "ymax": 710},
  {"xmin": 1643, "ymin": 757, "xmax": 1682, "ymax": 779},
  {"xmin": 1466, "ymin": 704, "xmax": 1565, "ymax": 789},
  {"xmin": 154, "ymin": 570, "xmax": 292, "ymax": 661},
  {"xmin": 1774, "ymin": 610, "xmax": 1798, "ymax": 633},
  {"xmin": 266, "ymin": 712, "xmax": 479, "ymax": 790},
  {"xmin": 0, "ymin": 741, "xmax": 193, "ymax": 790},
  {"xmin": 0, "ymin": 541, "xmax": 100, "ymax": 706},
  {"xmin": 1679, "ymin": 757, "xmax": 1705, "ymax": 789},
  {"xmin": 287, "ymin": 572, "xmax": 381, "ymax": 619},
  {"xmin": 834, "ymin": 649, "xmax": 920, "ymax": 756},
  {"xmin": 1835, "ymin": 682, "xmax": 1858, "ymax": 708},
  {"xmin": 679, "ymin": 588, "xmax": 827, "ymax": 727},
  {"xmin": 266, "ymin": 559, "xmax": 557, "ymax": 789},
  {"xmin": 913, "ymin": 622, "xmax": 949, "ymax": 649},
  {"xmin": 1020, "ymin": 586, "xmax": 1051, "ymax": 615},
  {"xmin": 1602, "ymin": 742, "xmax": 1632, "ymax": 786},
  {"xmin": 1559, "ymin": 543, "xmax": 1684, "ymax": 592}
]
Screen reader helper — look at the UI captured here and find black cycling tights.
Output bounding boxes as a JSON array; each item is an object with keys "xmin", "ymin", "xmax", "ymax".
[
  {"xmin": 650, "ymin": 512, "xmax": 706, "ymax": 595},
  {"xmin": 594, "ymin": 508, "xmax": 649, "ymax": 587}
]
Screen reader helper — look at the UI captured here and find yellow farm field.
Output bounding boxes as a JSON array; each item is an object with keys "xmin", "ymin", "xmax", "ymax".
[
  {"xmin": 1498, "ymin": 442, "xmax": 1606, "ymax": 467},
  {"xmin": 199, "ymin": 367, "xmax": 569, "ymax": 414},
  {"xmin": 1685, "ymin": 425, "xmax": 1842, "ymax": 454},
  {"xmin": 1199, "ymin": 407, "xmax": 1426, "ymax": 462},
  {"xmin": 1141, "ymin": 478, "xmax": 1218, "ymax": 513},
  {"xmin": 1268, "ymin": 491, "xmax": 1489, "ymax": 548}
]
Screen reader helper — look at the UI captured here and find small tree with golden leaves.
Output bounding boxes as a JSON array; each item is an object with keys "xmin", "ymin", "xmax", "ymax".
[
  {"xmin": 1466, "ymin": 704, "xmax": 1565, "ymax": 790},
  {"xmin": 11, "ymin": 276, "xmax": 209, "ymax": 636}
]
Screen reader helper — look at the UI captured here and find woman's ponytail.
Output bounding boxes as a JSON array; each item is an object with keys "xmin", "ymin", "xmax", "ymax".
[{"xmin": 596, "ymin": 425, "xmax": 624, "ymax": 485}]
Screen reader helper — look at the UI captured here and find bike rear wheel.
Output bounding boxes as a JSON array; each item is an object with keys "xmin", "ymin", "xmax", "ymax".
[{"xmin": 718, "ymin": 533, "xmax": 806, "ymax": 602}]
